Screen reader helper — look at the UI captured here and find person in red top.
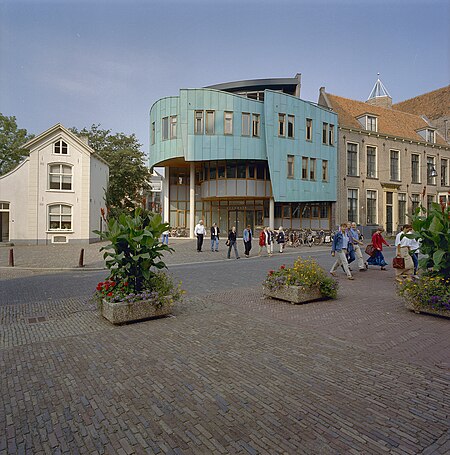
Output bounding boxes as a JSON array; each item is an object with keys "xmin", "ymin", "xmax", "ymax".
[{"xmin": 367, "ymin": 227, "xmax": 390, "ymax": 270}]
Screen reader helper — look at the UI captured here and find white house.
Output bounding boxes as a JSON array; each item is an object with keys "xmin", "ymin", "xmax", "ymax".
[{"xmin": 0, "ymin": 123, "xmax": 109, "ymax": 244}]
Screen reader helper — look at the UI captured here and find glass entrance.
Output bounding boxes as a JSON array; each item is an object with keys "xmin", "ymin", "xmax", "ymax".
[{"xmin": 228, "ymin": 210, "xmax": 245, "ymax": 236}]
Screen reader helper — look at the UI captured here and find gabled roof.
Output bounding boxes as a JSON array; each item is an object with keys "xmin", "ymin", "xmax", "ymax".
[
  {"xmin": 323, "ymin": 92, "xmax": 448, "ymax": 146},
  {"xmin": 393, "ymin": 85, "xmax": 450, "ymax": 120},
  {"xmin": 23, "ymin": 123, "xmax": 109, "ymax": 166}
]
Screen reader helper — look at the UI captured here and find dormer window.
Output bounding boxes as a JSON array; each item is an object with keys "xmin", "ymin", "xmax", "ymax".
[
  {"xmin": 54, "ymin": 140, "xmax": 68, "ymax": 154},
  {"xmin": 417, "ymin": 128, "xmax": 436, "ymax": 144},
  {"xmin": 357, "ymin": 114, "xmax": 378, "ymax": 132}
]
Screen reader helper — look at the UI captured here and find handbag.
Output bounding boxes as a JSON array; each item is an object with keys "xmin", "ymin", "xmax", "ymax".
[
  {"xmin": 365, "ymin": 244, "xmax": 376, "ymax": 256},
  {"xmin": 392, "ymin": 257, "xmax": 405, "ymax": 269}
]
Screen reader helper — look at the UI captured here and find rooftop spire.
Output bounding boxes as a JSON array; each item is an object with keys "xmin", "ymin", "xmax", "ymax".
[{"xmin": 367, "ymin": 73, "xmax": 391, "ymax": 100}]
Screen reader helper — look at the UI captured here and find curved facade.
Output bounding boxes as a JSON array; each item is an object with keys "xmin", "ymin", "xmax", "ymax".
[{"xmin": 149, "ymin": 78, "xmax": 337, "ymax": 236}]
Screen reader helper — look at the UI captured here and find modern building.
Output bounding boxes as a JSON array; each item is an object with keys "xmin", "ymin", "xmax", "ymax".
[
  {"xmin": 393, "ymin": 85, "xmax": 450, "ymax": 144},
  {"xmin": 149, "ymin": 75, "xmax": 338, "ymax": 237},
  {"xmin": 0, "ymin": 123, "xmax": 109, "ymax": 244},
  {"xmin": 318, "ymin": 78, "xmax": 450, "ymax": 236}
]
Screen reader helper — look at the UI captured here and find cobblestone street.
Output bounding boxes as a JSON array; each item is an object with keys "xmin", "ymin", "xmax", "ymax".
[{"xmin": 0, "ymin": 242, "xmax": 449, "ymax": 454}]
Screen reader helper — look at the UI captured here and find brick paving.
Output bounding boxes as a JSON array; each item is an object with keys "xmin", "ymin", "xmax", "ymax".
[{"xmin": 0, "ymin": 242, "xmax": 449, "ymax": 454}]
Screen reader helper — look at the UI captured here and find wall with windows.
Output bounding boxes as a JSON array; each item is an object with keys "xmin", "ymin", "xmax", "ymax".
[{"xmin": 0, "ymin": 124, "xmax": 108, "ymax": 244}]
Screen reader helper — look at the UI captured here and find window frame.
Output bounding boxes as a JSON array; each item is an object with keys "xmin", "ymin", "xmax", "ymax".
[
  {"xmin": 287, "ymin": 115, "xmax": 295, "ymax": 139},
  {"xmin": 398, "ymin": 193, "xmax": 407, "ymax": 226},
  {"xmin": 322, "ymin": 160, "xmax": 328, "ymax": 182},
  {"xmin": 366, "ymin": 116, "xmax": 378, "ymax": 132},
  {"xmin": 322, "ymin": 122, "xmax": 328, "ymax": 144},
  {"xmin": 252, "ymin": 114, "xmax": 260, "ymax": 137},
  {"xmin": 441, "ymin": 158, "xmax": 449, "ymax": 186},
  {"xmin": 366, "ymin": 145, "xmax": 377, "ymax": 178},
  {"xmin": 162, "ymin": 117, "xmax": 169, "ymax": 141},
  {"xmin": 194, "ymin": 110, "xmax": 204, "ymax": 135},
  {"xmin": 411, "ymin": 153, "xmax": 421, "ymax": 184},
  {"xmin": 347, "ymin": 188, "xmax": 359, "ymax": 224},
  {"xmin": 328, "ymin": 124, "xmax": 334, "ymax": 146},
  {"xmin": 346, "ymin": 142, "xmax": 359, "ymax": 177},
  {"xmin": 205, "ymin": 110, "xmax": 215, "ymax": 135},
  {"xmin": 366, "ymin": 189, "xmax": 378, "ymax": 225},
  {"xmin": 53, "ymin": 140, "xmax": 68, "ymax": 155},
  {"xmin": 309, "ymin": 158, "xmax": 316, "ymax": 180},
  {"xmin": 48, "ymin": 163, "xmax": 73, "ymax": 191},
  {"xmin": 306, "ymin": 118, "xmax": 313, "ymax": 141},
  {"xmin": 389, "ymin": 149, "xmax": 400, "ymax": 181},
  {"xmin": 224, "ymin": 111, "xmax": 233, "ymax": 135},
  {"xmin": 287, "ymin": 155, "xmax": 295, "ymax": 179},
  {"xmin": 170, "ymin": 116, "xmax": 177, "ymax": 139},
  {"xmin": 427, "ymin": 156, "xmax": 436, "ymax": 185},
  {"xmin": 278, "ymin": 113, "xmax": 286, "ymax": 137},
  {"xmin": 242, "ymin": 112, "xmax": 251, "ymax": 137},
  {"xmin": 302, "ymin": 157, "xmax": 308, "ymax": 180},
  {"xmin": 47, "ymin": 203, "xmax": 73, "ymax": 232}
]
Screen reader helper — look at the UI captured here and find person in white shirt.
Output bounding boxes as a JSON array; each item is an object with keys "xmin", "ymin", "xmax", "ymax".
[
  {"xmin": 194, "ymin": 220, "xmax": 206, "ymax": 252},
  {"xmin": 395, "ymin": 224, "xmax": 414, "ymax": 281}
]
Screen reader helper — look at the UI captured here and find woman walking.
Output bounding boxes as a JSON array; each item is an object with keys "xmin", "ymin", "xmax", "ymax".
[
  {"xmin": 243, "ymin": 225, "xmax": 252, "ymax": 257},
  {"xmin": 367, "ymin": 227, "xmax": 390, "ymax": 270},
  {"xmin": 330, "ymin": 223, "xmax": 354, "ymax": 280},
  {"xmin": 276, "ymin": 226, "xmax": 286, "ymax": 253},
  {"xmin": 394, "ymin": 224, "xmax": 414, "ymax": 282},
  {"xmin": 227, "ymin": 226, "xmax": 240, "ymax": 259}
]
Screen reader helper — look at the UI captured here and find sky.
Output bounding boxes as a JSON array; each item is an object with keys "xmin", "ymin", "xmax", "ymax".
[{"xmin": 1, "ymin": 0, "xmax": 449, "ymax": 156}]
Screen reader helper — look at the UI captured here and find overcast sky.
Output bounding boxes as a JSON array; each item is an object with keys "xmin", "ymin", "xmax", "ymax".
[{"xmin": 1, "ymin": 0, "xmax": 449, "ymax": 154}]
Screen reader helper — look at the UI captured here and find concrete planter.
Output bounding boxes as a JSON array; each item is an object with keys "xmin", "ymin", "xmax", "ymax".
[
  {"xmin": 101, "ymin": 297, "xmax": 173, "ymax": 324},
  {"xmin": 404, "ymin": 300, "xmax": 450, "ymax": 318},
  {"xmin": 264, "ymin": 285, "xmax": 324, "ymax": 304}
]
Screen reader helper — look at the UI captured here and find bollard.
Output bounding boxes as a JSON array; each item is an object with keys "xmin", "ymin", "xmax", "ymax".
[
  {"xmin": 78, "ymin": 248, "xmax": 85, "ymax": 268},
  {"xmin": 9, "ymin": 248, "xmax": 14, "ymax": 267}
]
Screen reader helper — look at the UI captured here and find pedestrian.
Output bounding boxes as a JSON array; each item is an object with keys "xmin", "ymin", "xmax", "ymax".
[
  {"xmin": 268, "ymin": 228, "xmax": 275, "ymax": 255},
  {"xmin": 409, "ymin": 229, "xmax": 420, "ymax": 276},
  {"xmin": 265, "ymin": 227, "xmax": 273, "ymax": 256},
  {"xmin": 330, "ymin": 223, "xmax": 354, "ymax": 280},
  {"xmin": 258, "ymin": 228, "xmax": 266, "ymax": 256},
  {"xmin": 194, "ymin": 219, "xmax": 206, "ymax": 252},
  {"xmin": 243, "ymin": 225, "xmax": 252, "ymax": 257},
  {"xmin": 349, "ymin": 222, "xmax": 367, "ymax": 271},
  {"xmin": 161, "ymin": 228, "xmax": 169, "ymax": 245},
  {"xmin": 394, "ymin": 224, "xmax": 414, "ymax": 282},
  {"xmin": 367, "ymin": 227, "xmax": 390, "ymax": 270},
  {"xmin": 210, "ymin": 223, "xmax": 220, "ymax": 252},
  {"xmin": 227, "ymin": 226, "xmax": 240, "ymax": 259},
  {"xmin": 276, "ymin": 226, "xmax": 285, "ymax": 253}
]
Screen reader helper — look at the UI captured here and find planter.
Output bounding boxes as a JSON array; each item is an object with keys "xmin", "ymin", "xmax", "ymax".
[
  {"xmin": 101, "ymin": 297, "xmax": 173, "ymax": 324},
  {"xmin": 264, "ymin": 285, "xmax": 324, "ymax": 304},
  {"xmin": 404, "ymin": 300, "xmax": 450, "ymax": 318}
]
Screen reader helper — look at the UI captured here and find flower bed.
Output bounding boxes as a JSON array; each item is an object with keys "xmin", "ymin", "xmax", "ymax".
[{"xmin": 263, "ymin": 257, "xmax": 338, "ymax": 304}]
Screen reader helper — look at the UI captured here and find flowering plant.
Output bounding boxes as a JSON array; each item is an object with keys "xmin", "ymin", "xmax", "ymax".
[
  {"xmin": 263, "ymin": 257, "xmax": 338, "ymax": 299},
  {"xmin": 397, "ymin": 274, "xmax": 450, "ymax": 313}
]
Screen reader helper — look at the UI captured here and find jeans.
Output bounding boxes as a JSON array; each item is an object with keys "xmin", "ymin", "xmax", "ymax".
[
  {"xmin": 162, "ymin": 234, "xmax": 169, "ymax": 245},
  {"xmin": 211, "ymin": 236, "xmax": 219, "ymax": 251},
  {"xmin": 227, "ymin": 240, "xmax": 240, "ymax": 259},
  {"xmin": 412, "ymin": 252, "xmax": 419, "ymax": 274}
]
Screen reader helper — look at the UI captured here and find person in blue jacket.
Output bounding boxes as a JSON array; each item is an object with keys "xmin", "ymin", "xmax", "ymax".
[{"xmin": 330, "ymin": 223, "xmax": 354, "ymax": 280}]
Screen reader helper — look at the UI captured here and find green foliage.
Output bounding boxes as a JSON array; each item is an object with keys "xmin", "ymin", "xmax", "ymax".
[
  {"xmin": 0, "ymin": 113, "xmax": 34, "ymax": 175},
  {"xmin": 407, "ymin": 202, "xmax": 450, "ymax": 277},
  {"xmin": 263, "ymin": 257, "xmax": 338, "ymax": 299},
  {"xmin": 94, "ymin": 208, "xmax": 173, "ymax": 293},
  {"xmin": 70, "ymin": 124, "xmax": 150, "ymax": 214}
]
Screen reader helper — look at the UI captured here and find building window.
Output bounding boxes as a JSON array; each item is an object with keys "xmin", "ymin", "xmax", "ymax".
[
  {"xmin": 306, "ymin": 118, "xmax": 312, "ymax": 141},
  {"xmin": 309, "ymin": 158, "xmax": 316, "ymax": 180},
  {"xmin": 151, "ymin": 122, "xmax": 155, "ymax": 145},
  {"xmin": 302, "ymin": 157, "xmax": 308, "ymax": 180},
  {"xmin": 170, "ymin": 116, "xmax": 177, "ymax": 139},
  {"xmin": 441, "ymin": 159, "xmax": 449, "ymax": 186},
  {"xmin": 205, "ymin": 110, "xmax": 215, "ymax": 135},
  {"xmin": 237, "ymin": 163, "xmax": 246, "ymax": 179},
  {"xmin": 287, "ymin": 155, "xmax": 295, "ymax": 179},
  {"xmin": 252, "ymin": 114, "xmax": 260, "ymax": 137},
  {"xmin": 242, "ymin": 113, "xmax": 250, "ymax": 136},
  {"xmin": 427, "ymin": 195, "xmax": 435, "ymax": 212},
  {"xmin": 390, "ymin": 150, "xmax": 400, "ymax": 181},
  {"xmin": 162, "ymin": 117, "xmax": 169, "ymax": 140},
  {"xmin": 322, "ymin": 123, "xmax": 328, "ymax": 144},
  {"xmin": 366, "ymin": 146, "xmax": 377, "ymax": 178},
  {"xmin": 398, "ymin": 193, "xmax": 407, "ymax": 226},
  {"xmin": 224, "ymin": 112, "xmax": 233, "ymax": 135},
  {"xmin": 287, "ymin": 115, "xmax": 294, "ymax": 138},
  {"xmin": 322, "ymin": 160, "xmax": 328, "ymax": 181},
  {"xmin": 411, "ymin": 154, "xmax": 420, "ymax": 184},
  {"xmin": 426, "ymin": 129, "xmax": 435, "ymax": 143},
  {"xmin": 348, "ymin": 189, "xmax": 358, "ymax": 223},
  {"xmin": 278, "ymin": 114, "xmax": 285, "ymax": 137},
  {"xmin": 347, "ymin": 142, "xmax": 358, "ymax": 176},
  {"xmin": 366, "ymin": 190, "xmax": 377, "ymax": 224},
  {"xmin": 411, "ymin": 194, "xmax": 420, "ymax": 213},
  {"xmin": 54, "ymin": 140, "xmax": 68, "ymax": 155},
  {"xmin": 427, "ymin": 156, "xmax": 436, "ymax": 185},
  {"xmin": 48, "ymin": 204, "xmax": 72, "ymax": 231},
  {"xmin": 328, "ymin": 124, "xmax": 334, "ymax": 145},
  {"xmin": 194, "ymin": 111, "xmax": 203, "ymax": 135},
  {"xmin": 367, "ymin": 116, "xmax": 377, "ymax": 132},
  {"xmin": 49, "ymin": 164, "xmax": 72, "ymax": 191}
]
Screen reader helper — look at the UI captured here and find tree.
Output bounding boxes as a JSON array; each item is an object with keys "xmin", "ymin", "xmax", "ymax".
[
  {"xmin": 70, "ymin": 124, "xmax": 151, "ymax": 217},
  {"xmin": 0, "ymin": 113, "xmax": 34, "ymax": 176}
]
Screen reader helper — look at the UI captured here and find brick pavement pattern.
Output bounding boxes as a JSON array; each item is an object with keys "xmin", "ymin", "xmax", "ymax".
[{"xmin": 1, "ymin": 241, "xmax": 449, "ymax": 454}]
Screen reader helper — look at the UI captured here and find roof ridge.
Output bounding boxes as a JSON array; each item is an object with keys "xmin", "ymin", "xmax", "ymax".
[{"xmin": 393, "ymin": 84, "xmax": 450, "ymax": 106}]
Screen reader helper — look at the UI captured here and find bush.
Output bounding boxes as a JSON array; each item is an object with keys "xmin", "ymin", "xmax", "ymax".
[{"xmin": 263, "ymin": 257, "xmax": 338, "ymax": 299}]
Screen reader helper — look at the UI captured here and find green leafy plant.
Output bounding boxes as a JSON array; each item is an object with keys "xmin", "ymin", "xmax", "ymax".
[
  {"xmin": 94, "ymin": 208, "xmax": 173, "ymax": 294},
  {"xmin": 407, "ymin": 202, "xmax": 450, "ymax": 276},
  {"xmin": 263, "ymin": 257, "xmax": 338, "ymax": 299}
]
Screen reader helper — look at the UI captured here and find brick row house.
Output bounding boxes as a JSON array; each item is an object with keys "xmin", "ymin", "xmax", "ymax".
[{"xmin": 318, "ymin": 79, "xmax": 450, "ymax": 236}]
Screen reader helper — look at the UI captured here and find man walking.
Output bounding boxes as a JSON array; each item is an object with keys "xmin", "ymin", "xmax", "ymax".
[
  {"xmin": 194, "ymin": 220, "xmax": 206, "ymax": 252},
  {"xmin": 210, "ymin": 223, "xmax": 220, "ymax": 252},
  {"xmin": 330, "ymin": 223, "xmax": 354, "ymax": 280},
  {"xmin": 243, "ymin": 225, "xmax": 252, "ymax": 257},
  {"xmin": 349, "ymin": 222, "xmax": 367, "ymax": 271}
]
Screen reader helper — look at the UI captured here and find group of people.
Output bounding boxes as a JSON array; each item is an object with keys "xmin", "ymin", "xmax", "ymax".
[
  {"xmin": 330, "ymin": 221, "xmax": 420, "ymax": 281},
  {"xmin": 193, "ymin": 221, "xmax": 286, "ymax": 259}
]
